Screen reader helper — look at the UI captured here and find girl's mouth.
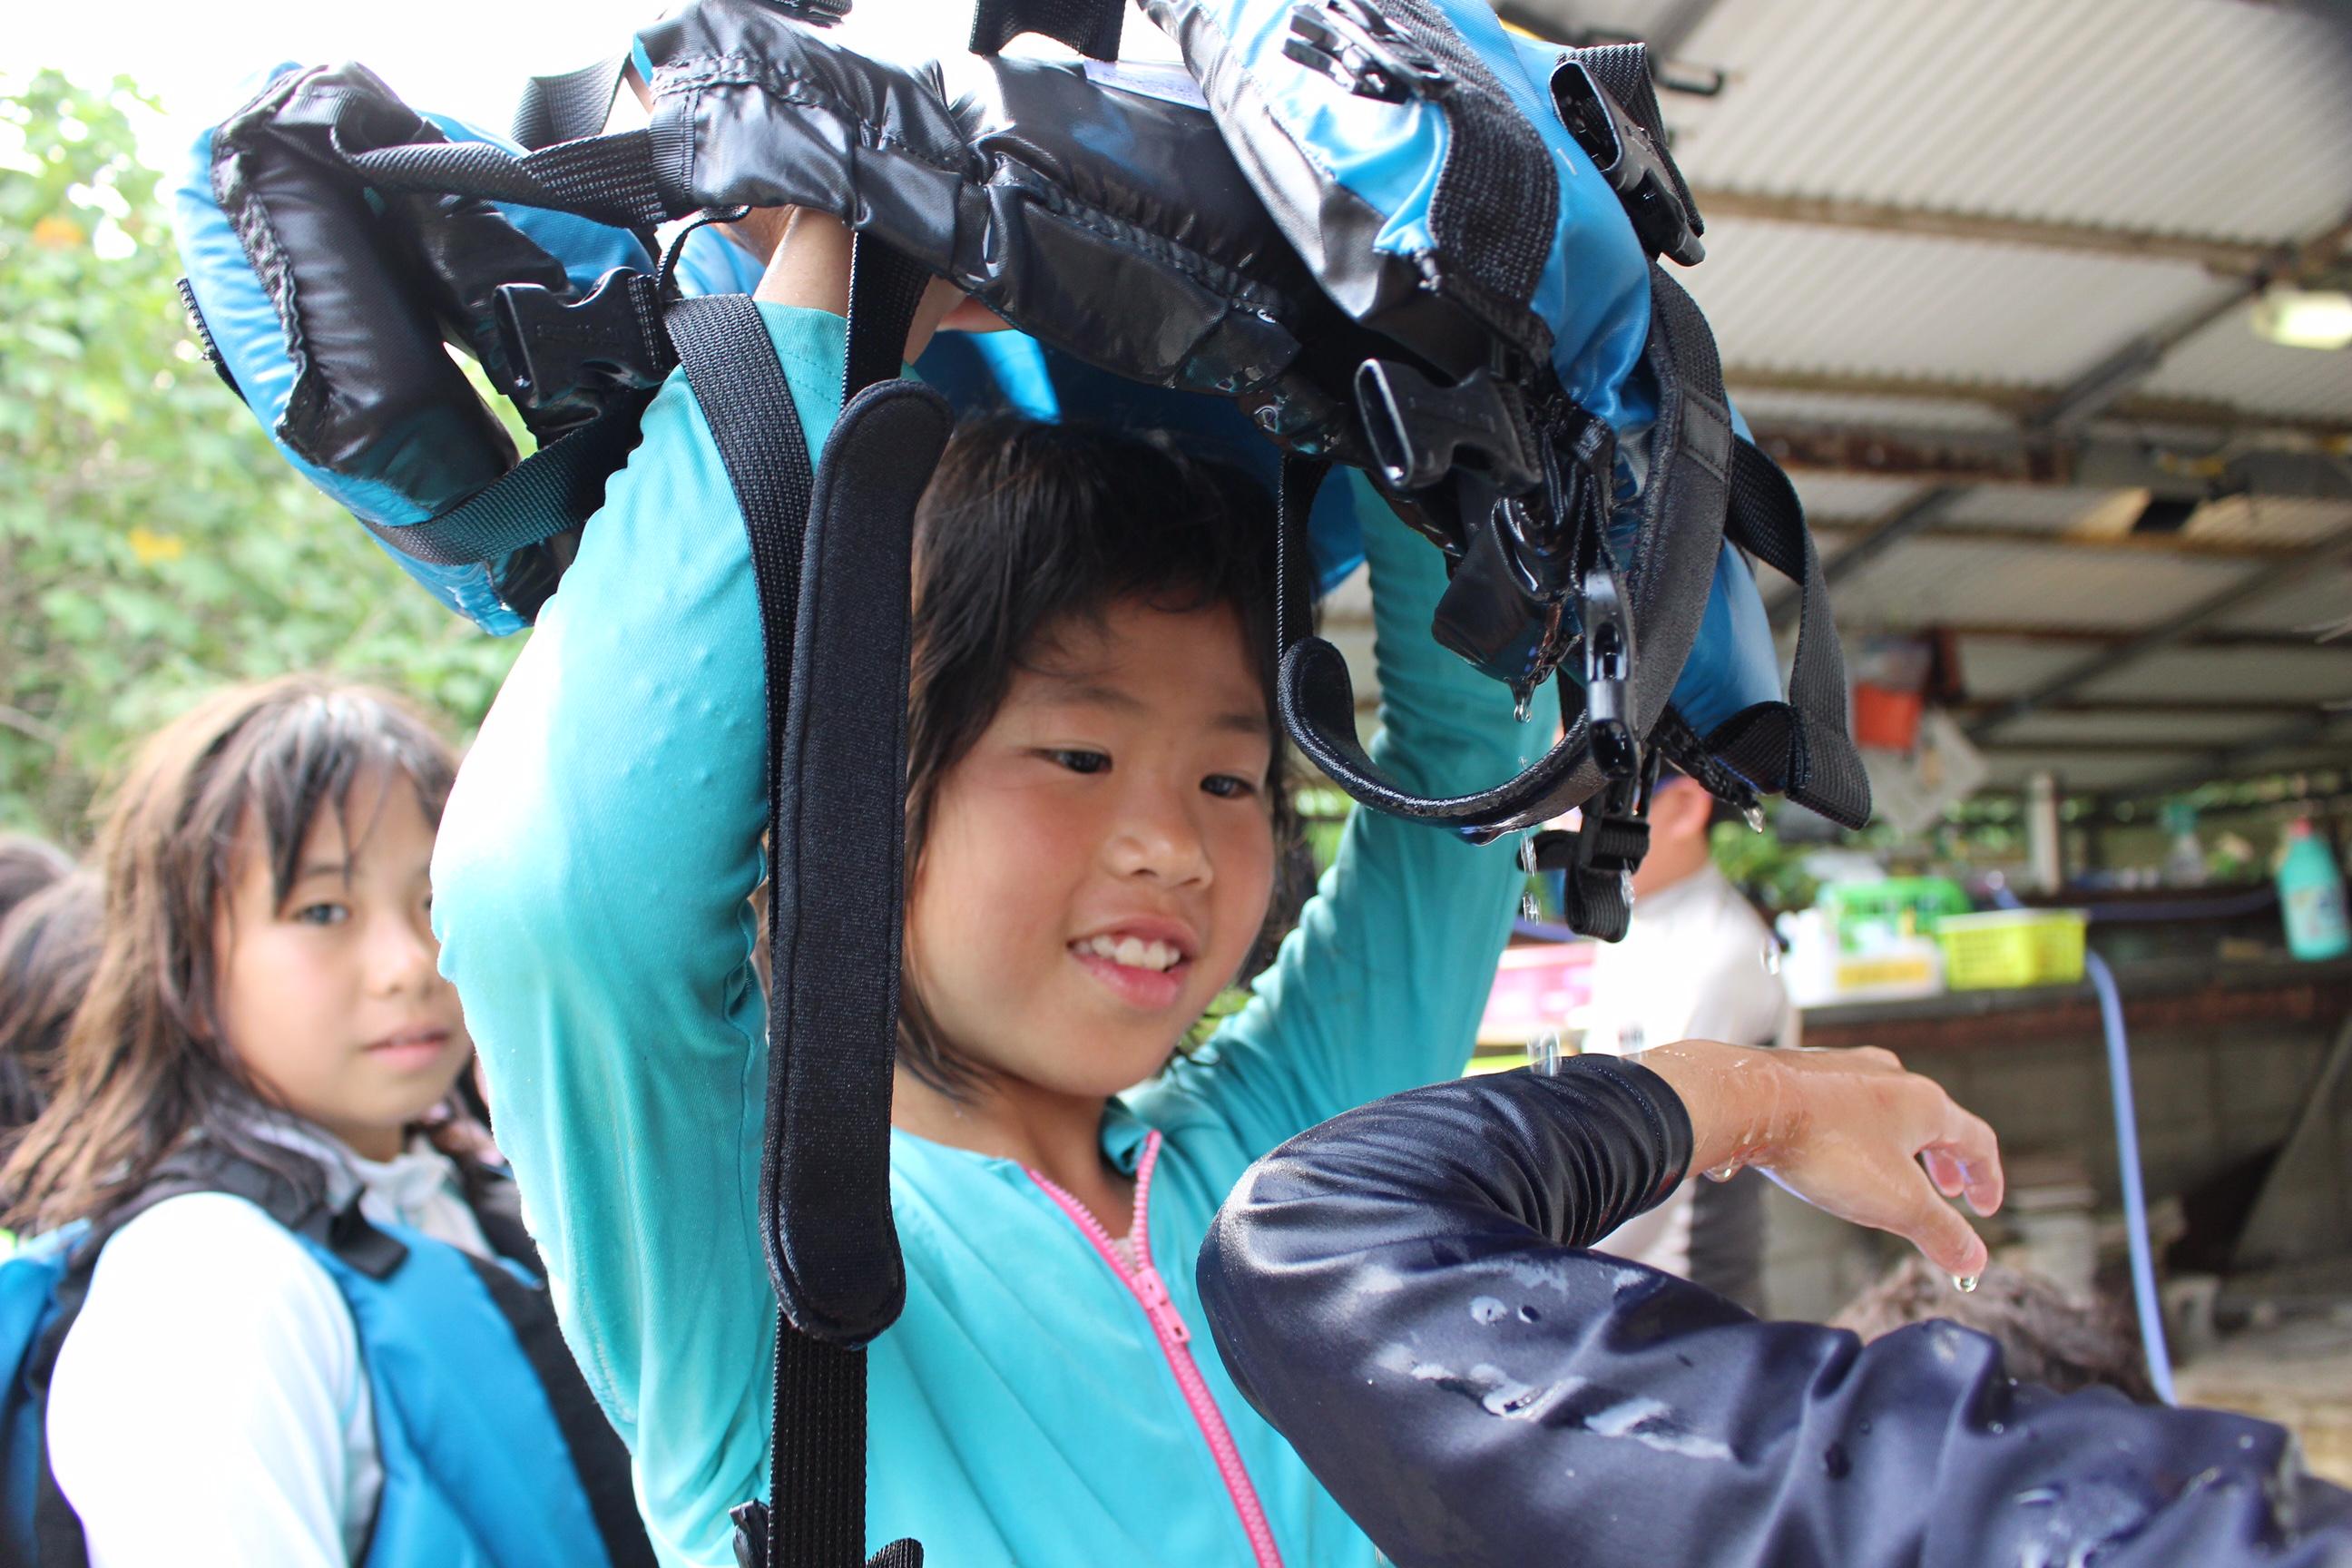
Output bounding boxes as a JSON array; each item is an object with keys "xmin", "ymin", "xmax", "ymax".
[
  {"xmin": 365, "ymin": 1026, "xmax": 456, "ymax": 1070},
  {"xmin": 1068, "ymin": 935, "xmax": 1191, "ymax": 1009}
]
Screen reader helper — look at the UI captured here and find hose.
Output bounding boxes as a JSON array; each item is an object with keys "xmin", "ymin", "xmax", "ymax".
[{"xmin": 2084, "ymin": 948, "xmax": 2178, "ymax": 1404}]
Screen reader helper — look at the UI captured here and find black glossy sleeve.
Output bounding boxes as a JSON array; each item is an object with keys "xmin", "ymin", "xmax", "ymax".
[{"xmin": 1196, "ymin": 1063, "xmax": 2352, "ymax": 1568}]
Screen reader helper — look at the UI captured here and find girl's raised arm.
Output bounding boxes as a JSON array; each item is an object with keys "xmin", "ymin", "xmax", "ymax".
[
  {"xmin": 1139, "ymin": 475, "xmax": 1531, "ymax": 1152},
  {"xmin": 433, "ymin": 297, "xmax": 849, "ymax": 1564}
]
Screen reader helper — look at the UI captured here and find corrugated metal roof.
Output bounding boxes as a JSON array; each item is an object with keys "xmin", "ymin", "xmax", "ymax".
[
  {"xmin": 2212, "ymin": 568, "xmax": 2352, "ymax": 637},
  {"xmin": 1821, "ymin": 537, "xmax": 2252, "ymax": 630},
  {"xmin": 1583, "ymin": 0, "xmax": 2352, "ymax": 241},
  {"xmin": 2134, "ymin": 302, "xmax": 2352, "ymax": 420},
  {"xmin": 2075, "ymin": 645, "xmax": 2352, "ymax": 706},
  {"xmin": 1992, "ymin": 709, "xmax": 2297, "ymax": 749},
  {"xmin": 1676, "ymin": 219, "xmax": 2230, "ymax": 386},
  {"xmin": 2186, "ymin": 495, "xmax": 2352, "ymax": 550}
]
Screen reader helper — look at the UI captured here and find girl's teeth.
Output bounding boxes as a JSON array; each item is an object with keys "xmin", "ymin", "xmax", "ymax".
[{"xmin": 1078, "ymin": 936, "xmax": 1181, "ymax": 972}]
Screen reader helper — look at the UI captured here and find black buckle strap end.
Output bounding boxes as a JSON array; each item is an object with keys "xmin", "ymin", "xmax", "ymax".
[
  {"xmin": 1356, "ymin": 358, "xmax": 1540, "ymax": 495},
  {"xmin": 1548, "ymin": 57, "xmax": 1704, "ymax": 266}
]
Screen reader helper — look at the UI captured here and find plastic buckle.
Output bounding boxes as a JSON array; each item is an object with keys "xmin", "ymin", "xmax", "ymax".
[
  {"xmin": 729, "ymin": 1501, "xmax": 769, "ymax": 1568},
  {"xmin": 1580, "ymin": 550, "xmax": 1637, "ymax": 781},
  {"xmin": 756, "ymin": 0, "xmax": 849, "ymax": 24},
  {"xmin": 1356, "ymin": 358, "xmax": 1541, "ymax": 495},
  {"xmin": 1548, "ymin": 58, "xmax": 1704, "ymax": 266},
  {"xmin": 495, "ymin": 267, "xmax": 676, "ymax": 418},
  {"xmin": 1284, "ymin": 0, "xmax": 1446, "ymax": 103}
]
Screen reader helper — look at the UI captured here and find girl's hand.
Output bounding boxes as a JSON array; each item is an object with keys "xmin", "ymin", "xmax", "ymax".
[{"xmin": 1631, "ymin": 1039, "xmax": 2004, "ymax": 1279}]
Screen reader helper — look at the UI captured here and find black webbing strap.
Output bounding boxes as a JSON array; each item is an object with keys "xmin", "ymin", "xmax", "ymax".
[
  {"xmin": 1703, "ymin": 438, "xmax": 1872, "ymax": 828},
  {"xmin": 843, "ymin": 235, "xmax": 936, "ymax": 404},
  {"xmin": 511, "ymin": 56, "xmax": 628, "ymax": 151},
  {"xmin": 360, "ymin": 387, "xmax": 654, "ymax": 572},
  {"xmin": 668, "ymin": 293, "xmax": 945, "ymax": 1568},
  {"xmin": 1567, "ymin": 41, "xmax": 1701, "ymax": 240},
  {"xmin": 347, "ymin": 127, "xmax": 682, "ymax": 230},
  {"xmin": 969, "ymin": 0, "xmax": 1124, "ymax": 61},
  {"xmin": 1278, "ymin": 263, "xmax": 1734, "ymax": 846},
  {"xmin": 1274, "ymin": 453, "xmax": 1330, "ymax": 662}
]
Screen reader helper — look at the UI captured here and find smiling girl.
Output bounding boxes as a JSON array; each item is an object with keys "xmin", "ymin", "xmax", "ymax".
[
  {"xmin": 433, "ymin": 211, "xmax": 1998, "ymax": 1568},
  {"xmin": 4, "ymin": 679, "xmax": 651, "ymax": 1567}
]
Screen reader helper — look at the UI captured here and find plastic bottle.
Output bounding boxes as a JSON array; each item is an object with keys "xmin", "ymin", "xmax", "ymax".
[{"xmin": 2276, "ymin": 818, "xmax": 2350, "ymax": 961}]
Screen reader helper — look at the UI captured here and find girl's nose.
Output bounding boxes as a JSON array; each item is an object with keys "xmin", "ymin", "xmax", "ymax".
[
  {"xmin": 1107, "ymin": 783, "xmax": 1211, "ymax": 886},
  {"xmin": 368, "ymin": 906, "xmax": 444, "ymax": 995}
]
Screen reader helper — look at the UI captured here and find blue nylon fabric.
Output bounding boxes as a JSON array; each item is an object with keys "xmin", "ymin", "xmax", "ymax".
[
  {"xmin": 1215, "ymin": 0, "xmax": 1651, "ymax": 426},
  {"xmin": 0, "ymin": 1230, "xmax": 74, "ymax": 1555},
  {"xmin": 171, "ymin": 85, "xmax": 529, "ymax": 632},
  {"xmin": 307, "ymin": 1223, "xmax": 616, "ymax": 1568},
  {"xmin": 0, "ymin": 1220, "xmax": 612, "ymax": 1567}
]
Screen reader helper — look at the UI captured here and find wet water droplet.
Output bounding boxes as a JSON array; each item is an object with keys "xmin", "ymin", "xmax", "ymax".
[
  {"xmin": 1469, "ymin": 1296, "xmax": 1508, "ymax": 1326},
  {"xmin": 1953, "ymin": 1273, "xmax": 1980, "ymax": 1294},
  {"xmin": 1521, "ymin": 892, "xmax": 1542, "ymax": 922},
  {"xmin": 2014, "ymin": 1485, "xmax": 2061, "ymax": 1508},
  {"xmin": 1514, "ymin": 690, "xmax": 1533, "ymax": 723},
  {"xmin": 1742, "ymin": 803, "xmax": 1767, "ymax": 832},
  {"xmin": 1821, "ymin": 1443, "xmax": 1850, "ymax": 1479},
  {"xmin": 2238, "ymin": 1434, "xmax": 2256, "ymax": 1450},
  {"xmin": 1761, "ymin": 940, "xmax": 1782, "ymax": 975},
  {"xmin": 1704, "ymin": 1161, "xmax": 1740, "ymax": 1183},
  {"xmin": 1987, "ymin": 1421, "xmax": 2006, "ymax": 1436}
]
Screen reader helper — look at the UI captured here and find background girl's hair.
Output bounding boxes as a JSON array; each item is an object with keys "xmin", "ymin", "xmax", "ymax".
[
  {"xmin": 0, "ymin": 868, "xmax": 102, "ymax": 1137},
  {"xmin": 897, "ymin": 416, "xmax": 1311, "ymax": 1097},
  {"xmin": 0, "ymin": 833, "xmax": 75, "ymax": 931},
  {"xmin": 2, "ymin": 676, "xmax": 467, "ymax": 1233}
]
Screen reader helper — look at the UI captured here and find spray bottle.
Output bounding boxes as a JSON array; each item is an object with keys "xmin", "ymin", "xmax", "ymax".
[{"xmin": 2276, "ymin": 817, "xmax": 2350, "ymax": 962}]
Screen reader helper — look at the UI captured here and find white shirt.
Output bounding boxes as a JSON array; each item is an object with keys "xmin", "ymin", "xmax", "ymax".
[
  {"xmin": 47, "ymin": 1122, "xmax": 491, "ymax": 1567},
  {"xmin": 1581, "ymin": 863, "xmax": 1794, "ymax": 1277}
]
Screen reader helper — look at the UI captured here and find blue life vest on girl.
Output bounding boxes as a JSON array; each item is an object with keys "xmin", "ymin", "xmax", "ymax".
[{"xmin": 0, "ymin": 1149, "xmax": 656, "ymax": 1567}]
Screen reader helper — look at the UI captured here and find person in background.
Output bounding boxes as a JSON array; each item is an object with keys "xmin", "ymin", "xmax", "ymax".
[
  {"xmin": 0, "ymin": 867, "xmax": 101, "ymax": 1140},
  {"xmin": 1, "ymin": 678, "xmax": 651, "ymax": 1567},
  {"xmin": 0, "ymin": 835, "xmax": 75, "ymax": 933},
  {"xmin": 1581, "ymin": 768, "xmax": 1787, "ymax": 1309}
]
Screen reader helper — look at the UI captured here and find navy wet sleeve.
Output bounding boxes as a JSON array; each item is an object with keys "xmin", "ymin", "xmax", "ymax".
[{"xmin": 1198, "ymin": 1064, "xmax": 2352, "ymax": 1568}]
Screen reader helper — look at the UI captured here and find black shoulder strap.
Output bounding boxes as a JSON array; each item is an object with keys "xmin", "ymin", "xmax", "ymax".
[
  {"xmin": 969, "ymin": 0, "xmax": 1124, "ymax": 61},
  {"xmin": 667, "ymin": 279, "xmax": 946, "ymax": 1568},
  {"xmin": 512, "ymin": 57, "xmax": 628, "ymax": 151},
  {"xmin": 1698, "ymin": 439, "xmax": 1871, "ymax": 828}
]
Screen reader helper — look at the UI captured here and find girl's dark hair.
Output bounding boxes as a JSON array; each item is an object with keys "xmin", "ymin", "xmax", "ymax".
[
  {"xmin": 2, "ymin": 677, "xmax": 479, "ymax": 1233},
  {"xmin": 898, "ymin": 416, "xmax": 1306, "ymax": 1097},
  {"xmin": 0, "ymin": 868, "xmax": 100, "ymax": 1135},
  {"xmin": 0, "ymin": 833, "xmax": 74, "ymax": 931}
]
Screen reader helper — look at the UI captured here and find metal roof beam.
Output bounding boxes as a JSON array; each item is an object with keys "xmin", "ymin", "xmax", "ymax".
[
  {"xmin": 1965, "ymin": 524, "xmax": 2352, "ymax": 741},
  {"xmin": 1690, "ymin": 188, "xmax": 2352, "ymax": 286},
  {"xmin": 1728, "ymin": 367, "xmax": 2352, "ymax": 444},
  {"xmin": 1754, "ymin": 421, "xmax": 2352, "ymax": 496},
  {"xmin": 1836, "ymin": 621, "xmax": 2341, "ymax": 651},
  {"xmin": 1808, "ymin": 522, "xmax": 2305, "ymax": 562},
  {"xmin": 1955, "ymin": 695, "xmax": 2323, "ymax": 719}
]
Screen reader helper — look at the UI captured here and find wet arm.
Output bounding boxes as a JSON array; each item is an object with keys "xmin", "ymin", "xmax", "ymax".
[{"xmin": 1198, "ymin": 1066, "xmax": 2352, "ymax": 1568}]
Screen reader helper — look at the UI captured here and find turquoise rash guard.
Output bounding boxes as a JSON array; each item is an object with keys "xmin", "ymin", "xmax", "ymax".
[{"xmin": 432, "ymin": 306, "xmax": 1530, "ymax": 1568}]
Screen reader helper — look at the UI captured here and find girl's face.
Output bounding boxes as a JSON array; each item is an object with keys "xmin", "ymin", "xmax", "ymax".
[
  {"xmin": 212, "ymin": 766, "xmax": 471, "ymax": 1161},
  {"xmin": 907, "ymin": 599, "xmax": 1277, "ymax": 1100}
]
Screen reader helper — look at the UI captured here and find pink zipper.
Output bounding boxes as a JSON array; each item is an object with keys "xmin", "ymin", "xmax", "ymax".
[{"xmin": 1028, "ymin": 1131, "xmax": 1286, "ymax": 1568}]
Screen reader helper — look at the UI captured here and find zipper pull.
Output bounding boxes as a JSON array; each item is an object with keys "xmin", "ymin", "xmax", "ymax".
[{"xmin": 1132, "ymin": 1265, "xmax": 1193, "ymax": 1345}]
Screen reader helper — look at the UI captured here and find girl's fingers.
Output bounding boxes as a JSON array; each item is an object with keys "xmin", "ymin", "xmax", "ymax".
[
  {"xmin": 1922, "ymin": 1147, "xmax": 1966, "ymax": 1199},
  {"xmin": 1898, "ymin": 1169, "xmax": 1990, "ymax": 1279},
  {"xmin": 1936, "ymin": 1103, "xmax": 2004, "ymax": 1216}
]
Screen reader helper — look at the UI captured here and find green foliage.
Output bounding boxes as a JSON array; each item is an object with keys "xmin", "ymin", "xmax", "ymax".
[{"xmin": 0, "ymin": 70, "xmax": 521, "ymax": 844}]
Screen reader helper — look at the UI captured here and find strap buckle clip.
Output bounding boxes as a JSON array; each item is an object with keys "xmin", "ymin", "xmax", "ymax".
[
  {"xmin": 1356, "ymin": 358, "xmax": 1540, "ymax": 495},
  {"xmin": 495, "ymin": 267, "xmax": 677, "ymax": 424},
  {"xmin": 1549, "ymin": 58, "xmax": 1705, "ymax": 266},
  {"xmin": 1284, "ymin": 0, "xmax": 1447, "ymax": 103}
]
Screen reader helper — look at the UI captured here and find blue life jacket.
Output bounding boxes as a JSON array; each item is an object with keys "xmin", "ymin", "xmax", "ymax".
[{"xmin": 0, "ymin": 1147, "xmax": 656, "ymax": 1567}]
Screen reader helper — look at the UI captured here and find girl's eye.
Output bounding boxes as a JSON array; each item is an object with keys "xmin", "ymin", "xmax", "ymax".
[
  {"xmin": 1046, "ymin": 749, "xmax": 1110, "ymax": 775},
  {"xmin": 291, "ymin": 902, "xmax": 349, "ymax": 928},
  {"xmin": 1202, "ymin": 774, "xmax": 1259, "ymax": 799}
]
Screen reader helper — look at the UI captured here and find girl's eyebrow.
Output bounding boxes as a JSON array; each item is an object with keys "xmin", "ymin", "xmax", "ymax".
[
  {"xmin": 1034, "ymin": 677, "xmax": 1267, "ymax": 735},
  {"xmin": 289, "ymin": 859, "xmax": 353, "ymax": 885}
]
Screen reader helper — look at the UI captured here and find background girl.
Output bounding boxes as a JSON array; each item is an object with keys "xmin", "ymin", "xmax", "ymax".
[
  {"xmin": 3, "ymin": 677, "xmax": 650, "ymax": 1567},
  {"xmin": 435, "ymin": 211, "xmax": 2001, "ymax": 1568}
]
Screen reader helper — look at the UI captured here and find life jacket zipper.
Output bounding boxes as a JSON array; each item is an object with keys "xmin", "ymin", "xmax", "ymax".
[{"xmin": 1028, "ymin": 1132, "xmax": 1287, "ymax": 1568}]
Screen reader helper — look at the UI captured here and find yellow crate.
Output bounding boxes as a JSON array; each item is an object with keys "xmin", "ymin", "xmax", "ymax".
[{"xmin": 1936, "ymin": 909, "xmax": 2087, "ymax": 990}]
